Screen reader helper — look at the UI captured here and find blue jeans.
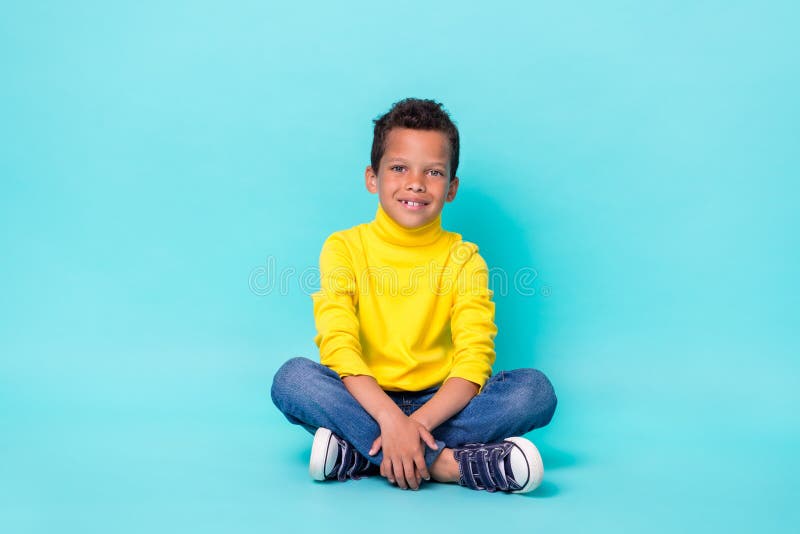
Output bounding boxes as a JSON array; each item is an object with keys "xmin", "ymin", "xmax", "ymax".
[{"xmin": 271, "ymin": 357, "xmax": 557, "ymax": 467}]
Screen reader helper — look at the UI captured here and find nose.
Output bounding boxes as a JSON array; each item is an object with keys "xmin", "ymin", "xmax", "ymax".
[{"xmin": 405, "ymin": 170, "xmax": 427, "ymax": 192}]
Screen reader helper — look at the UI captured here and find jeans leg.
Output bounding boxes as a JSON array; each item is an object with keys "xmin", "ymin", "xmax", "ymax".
[
  {"xmin": 270, "ymin": 357, "xmax": 383, "ymax": 464},
  {"xmin": 432, "ymin": 368, "xmax": 557, "ymax": 448}
]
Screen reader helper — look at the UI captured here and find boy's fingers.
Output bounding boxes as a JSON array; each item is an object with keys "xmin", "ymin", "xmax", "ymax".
[
  {"xmin": 393, "ymin": 461, "xmax": 407, "ymax": 489},
  {"xmin": 381, "ymin": 459, "xmax": 392, "ymax": 483},
  {"xmin": 420, "ymin": 429, "xmax": 438, "ymax": 450},
  {"xmin": 415, "ymin": 454, "xmax": 431, "ymax": 481},
  {"xmin": 403, "ymin": 461, "xmax": 418, "ymax": 490},
  {"xmin": 369, "ymin": 436, "xmax": 382, "ymax": 456}
]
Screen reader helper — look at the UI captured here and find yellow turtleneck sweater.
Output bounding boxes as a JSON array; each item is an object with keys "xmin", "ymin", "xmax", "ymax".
[{"xmin": 311, "ymin": 203, "xmax": 498, "ymax": 392}]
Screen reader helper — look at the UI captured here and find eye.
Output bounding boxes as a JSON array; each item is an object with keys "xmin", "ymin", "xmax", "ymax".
[
  {"xmin": 429, "ymin": 169, "xmax": 445, "ymax": 177},
  {"xmin": 390, "ymin": 165, "xmax": 405, "ymax": 173}
]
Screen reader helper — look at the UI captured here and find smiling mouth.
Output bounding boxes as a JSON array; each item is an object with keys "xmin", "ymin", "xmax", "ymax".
[{"xmin": 399, "ymin": 200, "xmax": 429, "ymax": 207}]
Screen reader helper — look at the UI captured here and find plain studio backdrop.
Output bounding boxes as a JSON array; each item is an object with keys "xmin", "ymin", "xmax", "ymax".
[{"xmin": 1, "ymin": 1, "xmax": 797, "ymax": 533}]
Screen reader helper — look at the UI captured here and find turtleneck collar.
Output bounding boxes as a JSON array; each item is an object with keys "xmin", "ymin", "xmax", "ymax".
[{"xmin": 369, "ymin": 202, "xmax": 445, "ymax": 247}]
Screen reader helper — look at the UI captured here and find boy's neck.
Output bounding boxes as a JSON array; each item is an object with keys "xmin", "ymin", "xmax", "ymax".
[{"xmin": 370, "ymin": 203, "xmax": 444, "ymax": 247}]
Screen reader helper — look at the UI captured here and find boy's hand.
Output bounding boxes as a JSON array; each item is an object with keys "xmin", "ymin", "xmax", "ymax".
[{"xmin": 368, "ymin": 413, "xmax": 438, "ymax": 490}]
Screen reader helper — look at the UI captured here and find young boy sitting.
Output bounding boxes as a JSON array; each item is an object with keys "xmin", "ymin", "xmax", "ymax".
[{"xmin": 271, "ymin": 98, "xmax": 557, "ymax": 493}]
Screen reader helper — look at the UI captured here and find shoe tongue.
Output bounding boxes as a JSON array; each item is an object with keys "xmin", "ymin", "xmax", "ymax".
[
  {"xmin": 502, "ymin": 447, "xmax": 523, "ymax": 489},
  {"xmin": 497, "ymin": 455, "xmax": 507, "ymax": 480},
  {"xmin": 337, "ymin": 442, "xmax": 354, "ymax": 481}
]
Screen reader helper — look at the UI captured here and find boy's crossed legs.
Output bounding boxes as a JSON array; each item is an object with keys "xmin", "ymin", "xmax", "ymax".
[{"xmin": 271, "ymin": 357, "xmax": 557, "ymax": 493}]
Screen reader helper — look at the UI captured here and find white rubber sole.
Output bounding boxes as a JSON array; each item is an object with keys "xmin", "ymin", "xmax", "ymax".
[
  {"xmin": 309, "ymin": 427, "xmax": 335, "ymax": 481},
  {"xmin": 505, "ymin": 436, "xmax": 544, "ymax": 493}
]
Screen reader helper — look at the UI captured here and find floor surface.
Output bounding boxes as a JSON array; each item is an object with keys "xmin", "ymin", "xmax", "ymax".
[{"xmin": 3, "ymin": 335, "xmax": 796, "ymax": 534}]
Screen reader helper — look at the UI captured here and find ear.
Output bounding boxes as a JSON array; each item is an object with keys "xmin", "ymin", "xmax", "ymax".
[
  {"xmin": 445, "ymin": 176, "xmax": 459, "ymax": 202},
  {"xmin": 365, "ymin": 166, "xmax": 378, "ymax": 193}
]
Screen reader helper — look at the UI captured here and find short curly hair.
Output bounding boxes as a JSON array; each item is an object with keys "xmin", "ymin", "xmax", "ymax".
[{"xmin": 371, "ymin": 98, "xmax": 460, "ymax": 180}]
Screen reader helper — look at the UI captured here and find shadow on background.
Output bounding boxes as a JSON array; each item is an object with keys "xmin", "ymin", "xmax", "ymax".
[
  {"xmin": 538, "ymin": 444, "xmax": 581, "ymax": 470},
  {"xmin": 447, "ymin": 186, "xmax": 548, "ymax": 371},
  {"xmin": 525, "ymin": 480, "xmax": 560, "ymax": 498}
]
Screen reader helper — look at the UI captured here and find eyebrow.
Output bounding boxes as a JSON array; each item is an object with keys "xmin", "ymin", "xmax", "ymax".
[{"xmin": 386, "ymin": 158, "xmax": 448, "ymax": 167}]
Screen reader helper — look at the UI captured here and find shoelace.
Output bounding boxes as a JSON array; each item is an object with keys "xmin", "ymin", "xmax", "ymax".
[
  {"xmin": 333, "ymin": 435, "xmax": 373, "ymax": 481},
  {"xmin": 454, "ymin": 441, "xmax": 522, "ymax": 492}
]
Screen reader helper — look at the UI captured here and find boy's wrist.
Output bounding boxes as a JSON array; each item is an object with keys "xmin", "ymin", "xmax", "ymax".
[
  {"xmin": 375, "ymin": 406, "xmax": 405, "ymax": 426},
  {"xmin": 409, "ymin": 412, "xmax": 432, "ymax": 431}
]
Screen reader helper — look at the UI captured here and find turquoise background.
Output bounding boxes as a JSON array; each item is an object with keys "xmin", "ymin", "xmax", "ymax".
[{"xmin": 2, "ymin": 1, "xmax": 798, "ymax": 532}]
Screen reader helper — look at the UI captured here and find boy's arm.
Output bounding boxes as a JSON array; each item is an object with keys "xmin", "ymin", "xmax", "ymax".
[
  {"xmin": 410, "ymin": 246, "xmax": 497, "ymax": 430},
  {"xmin": 408, "ymin": 376, "xmax": 478, "ymax": 431},
  {"xmin": 444, "ymin": 246, "xmax": 498, "ymax": 391},
  {"xmin": 311, "ymin": 235, "xmax": 372, "ymax": 378}
]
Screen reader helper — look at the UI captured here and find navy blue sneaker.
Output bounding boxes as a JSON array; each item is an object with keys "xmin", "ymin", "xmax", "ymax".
[
  {"xmin": 309, "ymin": 428, "xmax": 378, "ymax": 481},
  {"xmin": 453, "ymin": 437, "xmax": 544, "ymax": 493}
]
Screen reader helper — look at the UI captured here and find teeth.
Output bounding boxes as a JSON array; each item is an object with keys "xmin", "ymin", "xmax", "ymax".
[{"xmin": 403, "ymin": 200, "xmax": 425, "ymax": 206}]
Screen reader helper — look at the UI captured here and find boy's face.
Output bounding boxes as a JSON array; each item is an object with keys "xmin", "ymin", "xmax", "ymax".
[{"xmin": 365, "ymin": 127, "xmax": 459, "ymax": 229}]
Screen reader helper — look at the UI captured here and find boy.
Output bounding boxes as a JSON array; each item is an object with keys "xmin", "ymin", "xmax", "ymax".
[{"xmin": 271, "ymin": 98, "xmax": 557, "ymax": 493}]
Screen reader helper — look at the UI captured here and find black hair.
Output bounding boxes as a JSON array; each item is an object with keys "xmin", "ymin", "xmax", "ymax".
[{"xmin": 371, "ymin": 98, "xmax": 460, "ymax": 180}]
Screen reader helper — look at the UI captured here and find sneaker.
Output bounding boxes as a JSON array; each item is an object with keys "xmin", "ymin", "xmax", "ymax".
[
  {"xmin": 452, "ymin": 436, "xmax": 544, "ymax": 493},
  {"xmin": 309, "ymin": 427, "xmax": 378, "ymax": 481}
]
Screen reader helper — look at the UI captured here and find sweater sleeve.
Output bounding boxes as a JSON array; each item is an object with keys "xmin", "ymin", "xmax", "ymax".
[
  {"xmin": 311, "ymin": 234, "xmax": 374, "ymax": 378},
  {"xmin": 447, "ymin": 244, "xmax": 498, "ymax": 391}
]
